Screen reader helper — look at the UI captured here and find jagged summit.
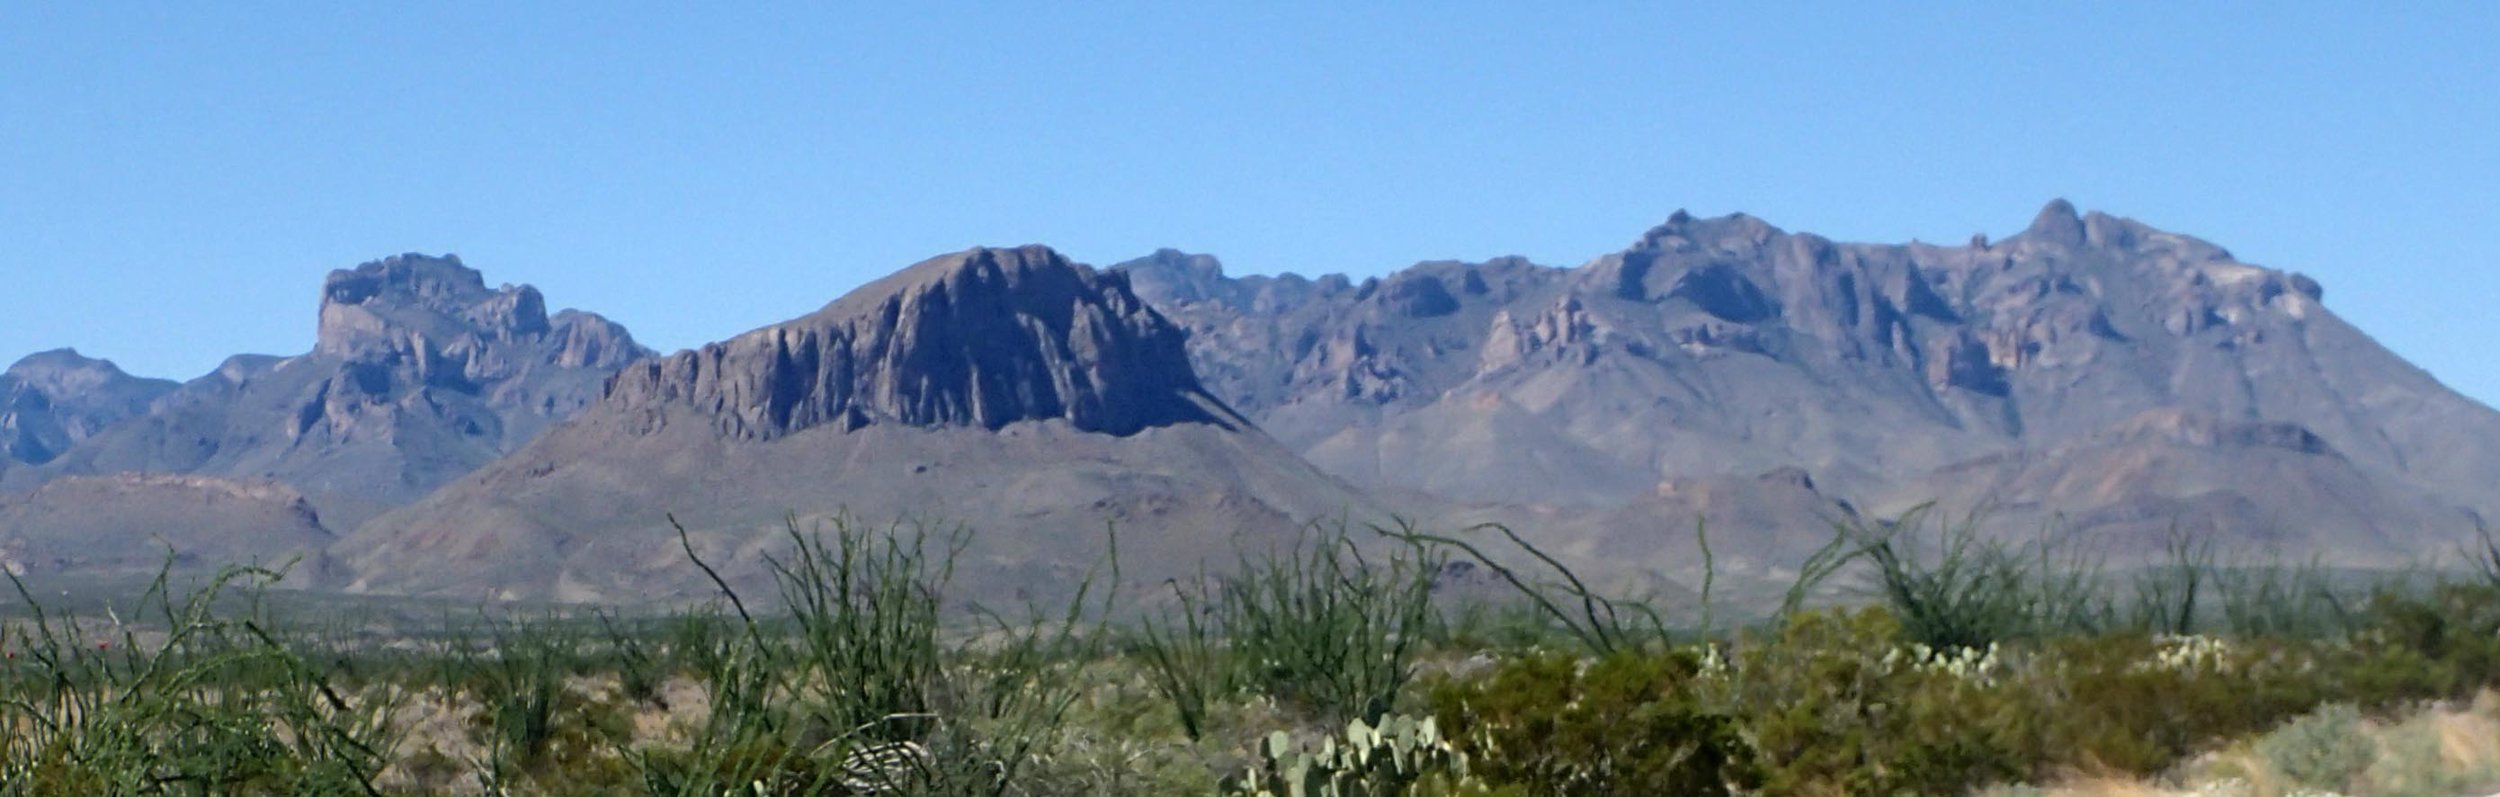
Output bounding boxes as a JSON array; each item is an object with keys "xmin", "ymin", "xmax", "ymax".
[
  {"xmin": 11, "ymin": 253, "xmax": 655, "ymax": 514},
  {"xmin": 1119, "ymin": 202, "xmax": 2500, "ymax": 567},
  {"xmin": 1632, "ymin": 210, "xmax": 1781, "ymax": 253},
  {"xmin": 605, "ymin": 245, "xmax": 1236, "ymax": 440},
  {"xmin": 2024, "ymin": 198, "xmax": 2088, "ymax": 246},
  {"xmin": 343, "ymin": 244, "xmax": 1369, "ymax": 601},
  {"xmin": 317, "ymin": 253, "xmax": 559, "ymax": 358}
]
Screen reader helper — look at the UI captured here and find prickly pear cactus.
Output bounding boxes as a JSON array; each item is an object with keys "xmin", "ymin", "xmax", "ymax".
[{"xmin": 1225, "ymin": 713, "xmax": 1482, "ymax": 797}]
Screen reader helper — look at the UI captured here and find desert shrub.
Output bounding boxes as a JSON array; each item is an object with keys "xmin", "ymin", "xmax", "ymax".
[
  {"xmin": 1841, "ymin": 506, "xmax": 2106, "ymax": 652},
  {"xmin": 2035, "ymin": 633, "xmax": 2337, "ymax": 776},
  {"xmin": 1429, "ymin": 650, "xmax": 1757, "ymax": 797},
  {"xmin": 449, "ymin": 615, "xmax": 650, "ymax": 794},
  {"xmin": 1127, "ymin": 570, "xmax": 1232, "ymax": 741},
  {"xmin": 1727, "ymin": 606, "xmax": 2036, "ymax": 796},
  {"xmin": 1222, "ymin": 528, "xmax": 1438, "ymax": 726},
  {"xmin": 632, "ymin": 514, "xmax": 1095, "ymax": 796},
  {"xmin": 1012, "ymin": 657, "xmax": 1231, "ymax": 797},
  {"xmin": 2355, "ymin": 693, "xmax": 2500, "ymax": 797},
  {"xmin": 2214, "ymin": 557, "xmax": 2354, "ymax": 639},
  {"xmin": 0, "ymin": 563, "xmax": 401, "ymax": 795},
  {"xmin": 1392, "ymin": 522, "xmax": 1672, "ymax": 658},
  {"xmin": 2360, "ymin": 582, "xmax": 2500, "ymax": 695},
  {"xmin": 1420, "ymin": 599, "xmax": 1582, "ymax": 654},
  {"xmin": 2254, "ymin": 702, "xmax": 2374, "ymax": 792},
  {"xmin": 1134, "ymin": 522, "xmax": 1441, "ymax": 736}
]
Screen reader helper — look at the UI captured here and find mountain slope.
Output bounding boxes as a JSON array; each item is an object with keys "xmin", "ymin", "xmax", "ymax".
[
  {"xmin": 13, "ymin": 254, "xmax": 652, "ymax": 526},
  {"xmin": 0, "ymin": 473, "xmax": 336, "ymax": 582},
  {"xmin": 339, "ymin": 245, "xmax": 1380, "ymax": 602},
  {"xmin": 1, "ymin": 350, "xmax": 178, "ymax": 473},
  {"xmin": 1118, "ymin": 201, "xmax": 2500, "ymax": 558}
]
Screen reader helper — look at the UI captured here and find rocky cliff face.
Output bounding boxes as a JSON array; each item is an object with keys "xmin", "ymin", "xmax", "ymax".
[
  {"xmin": 340, "ymin": 245, "xmax": 1366, "ymax": 602},
  {"xmin": 604, "ymin": 245, "xmax": 1235, "ymax": 441},
  {"xmin": 13, "ymin": 254, "xmax": 652, "ymax": 519},
  {"xmin": 1118, "ymin": 201, "xmax": 2500, "ymax": 557}
]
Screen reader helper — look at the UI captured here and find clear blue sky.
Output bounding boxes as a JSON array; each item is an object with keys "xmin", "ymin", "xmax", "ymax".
[{"xmin": 5, "ymin": 4, "xmax": 2496, "ymax": 406}]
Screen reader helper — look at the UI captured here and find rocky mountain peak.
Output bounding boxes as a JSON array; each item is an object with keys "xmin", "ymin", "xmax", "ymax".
[
  {"xmin": 2023, "ymin": 198, "xmax": 2088, "ymax": 247},
  {"xmin": 2, "ymin": 349, "xmax": 177, "ymax": 468},
  {"xmin": 5, "ymin": 348, "xmax": 156, "ymax": 396},
  {"xmin": 1118, "ymin": 248, "xmax": 1230, "ymax": 301},
  {"xmin": 316, "ymin": 253, "xmax": 554, "ymax": 359},
  {"xmin": 604, "ymin": 245, "xmax": 1236, "ymax": 440},
  {"xmin": 10, "ymin": 253, "xmax": 654, "ymax": 510},
  {"xmin": 1632, "ymin": 211, "xmax": 1782, "ymax": 255}
]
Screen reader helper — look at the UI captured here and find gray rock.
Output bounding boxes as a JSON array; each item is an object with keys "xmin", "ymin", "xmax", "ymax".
[
  {"xmin": 339, "ymin": 245, "xmax": 1376, "ymax": 603},
  {"xmin": 11, "ymin": 254, "xmax": 652, "ymax": 518},
  {"xmin": 1115, "ymin": 200, "xmax": 2500, "ymax": 566},
  {"xmin": 1, "ymin": 349, "xmax": 176, "ymax": 468},
  {"xmin": 603, "ymin": 245, "xmax": 1235, "ymax": 440}
]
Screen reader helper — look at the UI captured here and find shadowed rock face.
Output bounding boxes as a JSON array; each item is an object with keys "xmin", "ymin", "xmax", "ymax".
[
  {"xmin": 1117, "ymin": 200, "xmax": 2500, "ymax": 560},
  {"xmin": 340, "ymin": 245, "xmax": 1359, "ymax": 603},
  {"xmin": 1, "ymin": 350, "xmax": 177, "ymax": 469},
  {"xmin": 604, "ymin": 245, "xmax": 1235, "ymax": 440},
  {"xmin": 8, "ymin": 254, "xmax": 653, "ymax": 519}
]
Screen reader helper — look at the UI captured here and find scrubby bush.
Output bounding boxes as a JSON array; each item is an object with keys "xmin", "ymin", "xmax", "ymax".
[
  {"xmin": 1133, "ymin": 522, "xmax": 1442, "ymax": 738},
  {"xmin": 2255, "ymin": 703, "xmax": 2375, "ymax": 792},
  {"xmin": 0, "ymin": 563, "xmax": 401, "ymax": 795},
  {"xmin": 1726, "ymin": 606, "xmax": 2037, "ymax": 795},
  {"xmin": 1428, "ymin": 650, "xmax": 1757, "ymax": 796},
  {"xmin": 628, "ymin": 514, "xmax": 1095, "ymax": 796}
]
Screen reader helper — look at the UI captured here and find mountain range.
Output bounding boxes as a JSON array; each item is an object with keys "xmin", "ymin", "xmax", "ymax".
[{"xmin": 3, "ymin": 201, "xmax": 2491, "ymax": 600}]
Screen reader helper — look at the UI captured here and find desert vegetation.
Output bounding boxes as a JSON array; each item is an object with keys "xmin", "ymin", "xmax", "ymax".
[{"xmin": 6, "ymin": 511, "xmax": 2500, "ymax": 796}]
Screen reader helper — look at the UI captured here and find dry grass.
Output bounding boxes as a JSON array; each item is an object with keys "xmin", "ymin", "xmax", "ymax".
[{"xmin": 1992, "ymin": 691, "xmax": 2500, "ymax": 797}]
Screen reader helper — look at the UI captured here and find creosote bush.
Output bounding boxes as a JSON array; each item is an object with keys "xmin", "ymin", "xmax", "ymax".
[
  {"xmin": 1429, "ymin": 650, "xmax": 1757, "ymax": 796},
  {"xmin": 1724, "ymin": 606, "xmax": 2035, "ymax": 796}
]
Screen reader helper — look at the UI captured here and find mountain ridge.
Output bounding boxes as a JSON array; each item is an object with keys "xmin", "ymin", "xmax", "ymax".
[
  {"xmin": 6, "ymin": 201, "xmax": 2494, "ymax": 598},
  {"xmin": 1113, "ymin": 200, "xmax": 2500, "ymax": 566},
  {"xmin": 338, "ymin": 245, "xmax": 1377, "ymax": 602}
]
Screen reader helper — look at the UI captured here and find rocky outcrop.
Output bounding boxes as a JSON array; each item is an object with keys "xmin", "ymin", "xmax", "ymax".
[
  {"xmin": 1, "ymin": 349, "xmax": 177, "ymax": 468},
  {"xmin": 18, "ymin": 253, "xmax": 653, "ymax": 514},
  {"xmin": 1118, "ymin": 200, "xmax": 2500, "ymax": 559},
  {"xmin": 604, "ymin": 245, "xmax": 1234, "ymax": 440},
  {"xmin": 340, "ymin": 244, "xmax": 1370, "ymax": 602}
]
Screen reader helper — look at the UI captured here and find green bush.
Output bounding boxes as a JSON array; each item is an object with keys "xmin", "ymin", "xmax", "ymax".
[
  {"xmin": 632, "ymin": 514, "xmax": 1094, "ymax": 796},
  {"xmin": 1841, "ymin": 505, "xmax": 2107, "ymax": 651},
  {"xmin": 2255, "ymin": 703, "xmax": 2374, "ymax": 792},
  {"xmin": 0, "ymin": 563, "xmax": 401, "ymax": 795},
  {"xmin": 1728, "ymin": 606, "xmax": 2036, "ymax": 796},
  {"xmin": 1429, "ymin": 651, "xmax": 1756, "ymax": 797},
  {"xmin": 1134, "ymin": 523, "xmax": 1441, "ymax": 737}
]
